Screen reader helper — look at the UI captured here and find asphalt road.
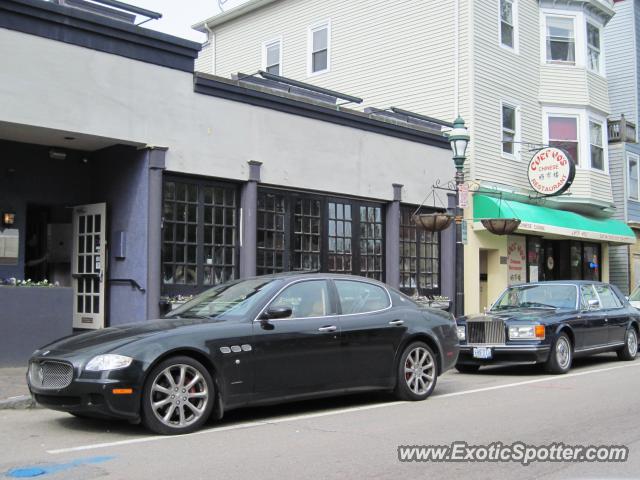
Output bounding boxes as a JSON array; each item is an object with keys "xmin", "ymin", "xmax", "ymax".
[{"xmin": 1, "ymin": 353, "xmax": 639, "ymax": 480}]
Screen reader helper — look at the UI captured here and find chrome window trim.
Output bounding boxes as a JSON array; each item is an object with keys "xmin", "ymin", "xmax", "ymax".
[
  {"xmin": 491, "ymin": 283, "xmax": 580, "ymax": 312},
  {"xmin": 252, "ymin": 277, "xmax": 392, "ymax": 322}
]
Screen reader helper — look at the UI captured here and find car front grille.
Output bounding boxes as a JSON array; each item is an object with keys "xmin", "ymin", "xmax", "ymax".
[
  {"xmin": 467, "ymin": 320, "xmax": 506, "ymax": 345},
  {"xmin": 29, "ymin": 360, "xmax": 74, "ymax": 389}
]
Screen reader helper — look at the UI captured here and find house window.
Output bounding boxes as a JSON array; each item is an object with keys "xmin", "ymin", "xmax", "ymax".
[
  {"xmin": 162, "ymin": 178, "xmax": 238, "ymax": 294},
  {"xmin": 546, "ymin": 16, "xmax": 575, "ymax": 64},
  {"xmin": 589, "ymin": 120, "xmax": 604, "ymax": 170},
  {"xmin": 263, "ymin": 39, "xmax": 281, "ymax": 75},
  {"xmin": 587, "ymin": 23, "xmax": 601, "ymax": 73},
  {"xmin": 502, "ymin": 103, "xmax": 518, "ymax": 156},
  {"xmin": 500, "ymin": 0, "xmax": 515, "ymax": 49},
  {"xmin": 628, "ymin": 154, "xmax": 639, "ymax": 200},
  {"xmin": 257, "ymin": 188, "xmax": 383, "ymax": 279},
  {"xmin": 548, "ymin": 116, "xmax": 579, "ymax": 165},
  {"xmin": 399, "ymin": 207, "xmax": 440, "ymax": 295},
  {"xmin": 309, "ymin": 22, "xmax": 329, "ymax": 74}
]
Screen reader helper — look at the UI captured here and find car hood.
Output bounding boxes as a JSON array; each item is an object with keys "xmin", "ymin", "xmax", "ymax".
[
  {"xmin": 460, "ymin": 308, "xmax": 566, "ymax": 323},
  {"xmin": 39, "ymin": 317, "xmax": 223, "ymax": 354}
]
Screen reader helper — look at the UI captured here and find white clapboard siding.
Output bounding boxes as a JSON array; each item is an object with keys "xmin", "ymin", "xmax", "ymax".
[{"xmin": 604, "ymin": 0, "xmax": 638, "ymax": 124}]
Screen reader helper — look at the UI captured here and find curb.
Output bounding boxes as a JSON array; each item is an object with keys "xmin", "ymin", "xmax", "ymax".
[{"xmin": 0, "ymin": 395, "xmax": 37, "ymax": 410}]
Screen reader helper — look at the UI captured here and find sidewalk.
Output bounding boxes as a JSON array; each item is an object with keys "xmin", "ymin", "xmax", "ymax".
[{"xmin": 0, "ymin": 366, "xmax": 35, "ymax": 409}]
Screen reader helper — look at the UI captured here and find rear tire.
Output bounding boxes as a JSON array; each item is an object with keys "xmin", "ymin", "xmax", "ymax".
[
  {"xmin": 141, "ymin": 356, "xmax": 215, "ymax": 435},
  {"xmin": 394, "ymin": 342, "xmax": 438, "ymax": 401},
  {"xmin": 455, "ymin": 364, "xmax": 480, "ymax": 374},
  {"xmin": 617, "ymin": 327, "xmax": 638, "ymax": 361},
  {"xmin": 544, "ymin": 333, "xmax": 572, "ymax": 374}
]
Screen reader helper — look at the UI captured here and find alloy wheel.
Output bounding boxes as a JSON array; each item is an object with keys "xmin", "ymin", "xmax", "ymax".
[
  {"xmin": 150, "ymin": 364, "xmax": 209, "ymax": 429},
  {"xmin": 627, "ymin": 329, "xmax": 638, "ymax": 357},
  {"xmin": 556, "ymin": 337, "xmax": 571, "ymax": 370},
  {"xmin": 404, "ymin": 347, "xmax": 435, "ymax": 395}
]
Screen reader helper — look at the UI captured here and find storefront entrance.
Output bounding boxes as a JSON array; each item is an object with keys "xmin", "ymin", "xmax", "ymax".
[{"xmin": 526, "ymin": 238, "xmax": 601, "ymax": 282}]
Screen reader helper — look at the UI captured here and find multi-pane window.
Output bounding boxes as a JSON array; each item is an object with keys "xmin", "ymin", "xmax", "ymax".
[
  {"xmin": 587, "ymin": 23, "xmax": 601, "ymax": 72},
  {"xmin": 263, "ymin": 39, "xmax": 281, "ymax": 75},
  {"xmin": 629, "ymin": 154, "xmax": 639, "ymax": 200},
  {"xmin": 163, "ymin": 178, "xmax": 238, "ymax": 293},
  {"xmin": 589, "ymin": 120, "xmax": 604, "ymax": 170},
  {"xmin": 500, "ymin": 0, "xmax": 515, "ymax": 49},
  {"xmin": 548, "ymin": 116, "xmax": 579, "ymax": 164},
  {"xmin": 399, "ymin": 207, "xmax": 440, "ymax": 295},
  {"xmin": 502, "ymin": 103, "xmax": 517, "ymax": 156},
  {"xmin": 328, "ymin": 202, "xmax": 352, "ymax": 274},
  {"xmin": 257, "ymin": 188, "xmax": 383, "ymax": 279},
  {"xmin": 358, "ymin": 205, "xmax": 384, "ymax": 280},
  {"xmin": 257, "ymin": 192, "xmax": 286, "ymax": 275},
  {"xmin": 546, "ymin": 16, "xmax": 575, "ymax": 63},
  {"xmin": 309, "ymin": 23, "xmax": 329, "ymax": 74},
  {"xmin": 293, "ymin": 198, "xmax": 321, "ymax": 271}
]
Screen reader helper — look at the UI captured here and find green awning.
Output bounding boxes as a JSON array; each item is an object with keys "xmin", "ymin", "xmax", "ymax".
[{"xmin": 473, "ymin": 194, "xmax": 636, "ymax": 245}]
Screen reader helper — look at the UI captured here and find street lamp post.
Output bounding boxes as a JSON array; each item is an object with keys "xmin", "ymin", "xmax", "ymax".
[{"xmin": 448, "ymin": 117, "xmax": 470, "ymax": 317}]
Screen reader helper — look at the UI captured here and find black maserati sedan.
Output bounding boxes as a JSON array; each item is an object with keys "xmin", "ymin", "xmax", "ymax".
[
  {"xmin": 27, "ymin": 274, "xmax": 459, "ymax": 434},
  {"xmin": 456, "ymin": 281, "xmax": 639, "ymax": 374}
]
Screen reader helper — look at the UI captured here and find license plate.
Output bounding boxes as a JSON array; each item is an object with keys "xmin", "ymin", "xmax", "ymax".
[{"xmin": 473, "ymin": 347, "xmax": 492, "ymax": 359}]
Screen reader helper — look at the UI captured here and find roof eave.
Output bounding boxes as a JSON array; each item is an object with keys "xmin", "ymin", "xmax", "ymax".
[{"xmin": 192, "ymin": 0, "xmax": 279, "ymax": 32}]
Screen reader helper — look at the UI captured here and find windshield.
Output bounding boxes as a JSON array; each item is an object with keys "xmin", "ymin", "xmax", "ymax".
[
  {"xmin": 168, "ymin": 278, "xmax": 280, "ymax": 320},
  {"xmin": 491, "ymin": 284, "xmax": 577, "ymax": 311}
]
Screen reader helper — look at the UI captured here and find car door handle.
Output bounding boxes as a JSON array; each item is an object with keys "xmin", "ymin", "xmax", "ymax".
[
  {"xmin": 389, "ymin": 320, "xmax": 404, "ymax": 326},
  {"xmin": 318, "ymin": 325, "xmax": 337, "ymax": 333}
]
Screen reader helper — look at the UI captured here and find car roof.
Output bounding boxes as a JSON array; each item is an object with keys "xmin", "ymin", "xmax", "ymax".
[
  {"xmin": 509, "ymin": 280, "xmax": 608, "ymax": 287},
  {"xmin": 246, "ymin": 272, "xmax": 388, "ymax": 285}
]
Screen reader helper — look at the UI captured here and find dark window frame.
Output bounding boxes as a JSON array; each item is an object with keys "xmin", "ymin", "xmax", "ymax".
[
  {"xmin": 162, "ymin": 174, "xmax": 240, "ymax": 296},
  {"xmin": 257, "ymin": 187, "xmax": 385, "ymax": 280},
  {"xmin": 399, "ymin": 205, "xmax": 442, "ymax": 296}
]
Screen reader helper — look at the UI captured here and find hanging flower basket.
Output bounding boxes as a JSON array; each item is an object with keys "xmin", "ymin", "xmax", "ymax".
[
  {"xmin": 412, "ymin": 213, "xmax": 454, "ymax": 232},
  {"xmin": 480, "ymin": 218, "xmax": 521, "ymax": 235}
]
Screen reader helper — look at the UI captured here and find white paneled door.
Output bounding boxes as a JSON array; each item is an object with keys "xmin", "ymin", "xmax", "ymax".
[{"xmin": 72, "ymin": 203, "xmax": 107, "ymax": 329}]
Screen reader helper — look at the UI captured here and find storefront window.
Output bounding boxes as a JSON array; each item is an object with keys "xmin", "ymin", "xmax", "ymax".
[
  {"xmin": 162, "ymin": 177, "xmax": 238, "ymax": 295},
  {"xmin": 257, "ymin": 188, "xmax": 384, "ymax": 279},
  {"xmin": 582, "ymin": 243, "xmax": 601, "ymax": 281},
  {"xmin": 399, "ymin": 207, "xmax": 440, "ymax": 295},
  {"xmin": 526, "ymin": 238, "xmax": 601, "ymax": 282},
  {"xmin": 526, "ymin": 237, "xmax": 542, "ymax": 282}
]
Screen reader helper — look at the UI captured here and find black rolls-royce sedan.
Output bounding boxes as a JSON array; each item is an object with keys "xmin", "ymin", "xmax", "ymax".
[
  {"xmin": 456, "ymin": 281, "xmax": 639, "ymax": 374},
  {"xmin": 27, "ymin": 274, "xmax": 459, "ymax": 434}
]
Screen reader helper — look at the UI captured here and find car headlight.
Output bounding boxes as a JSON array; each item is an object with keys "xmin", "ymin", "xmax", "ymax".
[
  {"xmin": 85, "ymin": 354, "xmax": 133, "ymax": 371},
  {"xmin": 456, "ymin": 325, "xmax": 466, "ymax": 341},
  {"xmin": 508, "ymin": 325, "xmax": 545, "ymax": 340}
]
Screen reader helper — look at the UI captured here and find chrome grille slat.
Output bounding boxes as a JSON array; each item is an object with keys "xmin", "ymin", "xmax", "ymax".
[
  {"xmin": 29, "ymin": 361, "xmax": 74, "ymax": 389},
  {"xmin": 467, "ymin": 320, "xmax": 506, "ymax": 345}
]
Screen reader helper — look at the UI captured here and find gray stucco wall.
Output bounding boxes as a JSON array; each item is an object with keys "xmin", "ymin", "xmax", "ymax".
[{"xmin": 0, "ymin": 286, "xmax": 73, "ymax": 366}]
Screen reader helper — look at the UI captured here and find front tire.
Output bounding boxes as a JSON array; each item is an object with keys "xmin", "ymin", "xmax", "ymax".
[
  {"xmin": 544, "ymin": 333, "xmax": 572, "ymax": 374},
  {"xmin": 617, "ymin": 327, "xmax": 638, "ymax": 361},
  {"xmin": 141, "ymin": 356, "xmax": 215, "ymax": 435},
  {"xmin": 394, "ymin": 342, "xmax": 438, "ymax": 401}
]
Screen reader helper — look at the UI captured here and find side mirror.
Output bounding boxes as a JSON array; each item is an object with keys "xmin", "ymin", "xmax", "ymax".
[
  {"xmin": 261, "ymin": 306, "xmax": 293, "ymax": 320},
  {"xmin": 625, "ymin": 296, "xmax": 630, "ymax": 301},
  {"xmin": 588, "ymin": 299, "xmax": 600, "ymax": 311}
]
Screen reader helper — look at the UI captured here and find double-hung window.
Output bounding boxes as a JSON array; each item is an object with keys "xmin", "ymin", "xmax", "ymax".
[
  {"xmin": 548, "ymin": 116, "xmax": 579, "ymax": 164},
  {"xmin": 500, "ymin": 0, "xmax": 516, "ymax": 49},
  {"xmin": 629, "ymin": 154, "xmax": 639, "ymax": 200},
  {"xmin": 263, "ymin": 39, "xmax": 281, "ymax": 75},
  {"xmin": 589, "ymin": 120, "xmax": 605, "ymax": 170},
  {"xmin": 309, "ymin": 22, "xmax": 330, "ymax": 74},
  {"xmin": 501, "ymin": 103, "xmax": 518, "ymax": 157},
  {"xmin": 587, "ymin": 22, "xmax": 601, "ymax": 73},
  {"xmin": 546, "ymin": 16, "xmax": 575, "ymax": 64}
]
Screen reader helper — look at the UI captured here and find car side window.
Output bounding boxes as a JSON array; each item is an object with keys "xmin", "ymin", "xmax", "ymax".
[
  {"xmin": 269, "ymin": 280, "xmax": 331, "ymax": 319},
  {"xmin": 594, "ymin": 285, "xmax": 623, "ymax": 309},
  {"xmin": 580, "ymin": 285, "xmax": 598, "ymax": 310},
  {"xmin": 335, "ymin": 280, "xmax": 390, "ymax": 314}
]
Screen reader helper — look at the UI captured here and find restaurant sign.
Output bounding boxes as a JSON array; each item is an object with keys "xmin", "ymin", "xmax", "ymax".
[{"xmin": 527, "ymin": 147, "xmax": 575, "ymax": 196}]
